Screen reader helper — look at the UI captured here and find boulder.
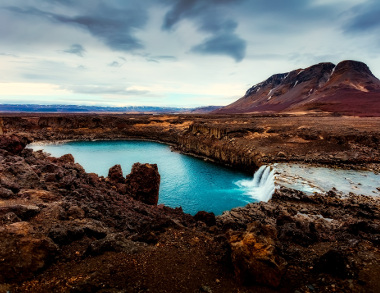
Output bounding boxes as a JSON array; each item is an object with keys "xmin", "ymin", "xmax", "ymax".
[
  {"xmin": 108, "ymin": 164, "xmax": 125, "ymax": 183},
  {"xmin": 0, "ymin": 222, "xmax": 58, "ymax": 282},
  {"xmin": 126, "ymin": 163, "xmax": 160, "ymax": 205},
  {"xmin": 227, "ymin": 221, "xmax": 287, "ymax": 287},
  {"xmin": 86, "ymin": 233, "xmax": 144, "ymax": 256},
  {"xmin": 0, "ymin": 204, "xmax": 40, "ymax": 221},
  {"xmin": 0, "ymin": 174, "xmax": 21, "ymax": 193},
  {"xmin": 87, "ymin": 173, "xmax": 100, "ymax": 186},
  {"xmin": 314, "ymin": 249, "xmax": 357, "ymax": 278},
  {"xmin": 0, "ymin": 187, "xmax": 14, "ymax": 199},
  {"xmin": 1, "ymin": 212, "xmax": 21, "ymax": 224},
  {"xmin": 194, "ymin": 211, "xmax": 216, "ymax": 226},
  {"xmin": 5, "ymin": 161, "xmax": 40, "ymax": 189},
  {"xmin": 0, "ymin": 135, "xmax": 30, "ymax": 154},
  {"xmin": 18, "ymin": 189, "xmax": 60, "ymax": 203},
  {"xmin": 58, "ymin": 153, "xmax": 75, "ymax": 164}
]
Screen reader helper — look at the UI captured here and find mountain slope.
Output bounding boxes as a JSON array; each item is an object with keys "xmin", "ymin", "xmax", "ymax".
[{"xmin": 214, "ymin": 60, "xmax": 380, "ymax": 116}]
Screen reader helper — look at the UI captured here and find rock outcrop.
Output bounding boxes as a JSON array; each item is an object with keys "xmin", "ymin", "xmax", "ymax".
[
  {"xmin": 108, "ymin": 164, "xmax": 125, "ymax": 183},
  {"xmin": 126, "ymin": 163, "xmax": 160, "ymax": 205},
  {"xmin": 0, "ymin": 134, "xmax": 30, "ymax": 154},
  {"xmin": 227, "ymin": 221, "xmax": 287, "ymax": 287}
]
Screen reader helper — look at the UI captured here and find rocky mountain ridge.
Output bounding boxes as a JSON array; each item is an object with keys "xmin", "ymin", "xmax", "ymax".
[{"xmin": 215, "ymin": 60, "xmax": 380, "ymax": 116}]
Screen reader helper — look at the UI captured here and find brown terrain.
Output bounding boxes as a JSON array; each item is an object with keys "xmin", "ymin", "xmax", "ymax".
[
  {"xmin": 214, "ymin": 60, "xmax": 380, "ymax": 116},
  {"xmin": 0, "ymin": 113, "xmax": 380, "ymax": 292}
]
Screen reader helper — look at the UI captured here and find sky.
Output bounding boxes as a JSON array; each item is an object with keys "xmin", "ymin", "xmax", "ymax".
[{"xmin": 1, "ymin": 0, "xmax": 380, "ymax": 108}]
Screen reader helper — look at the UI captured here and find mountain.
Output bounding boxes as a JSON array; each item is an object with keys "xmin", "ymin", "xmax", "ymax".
[
  {"xmin": 0, "ymin": 104, "xmax": 192, "ymax": 114},
  {"xmin": 214, "ymin": 60, "xmax": 380, "ymax": 116},
  {"xmin": 189, "ymin": 106, "xmax": 221, "ymax": 114}
]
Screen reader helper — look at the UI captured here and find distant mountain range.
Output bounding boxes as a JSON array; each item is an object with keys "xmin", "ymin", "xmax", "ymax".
[
  {"xmin": 0, "ymin": 104, "xmax": 221, "ymax": 114},
  {"xmin": 213, "ymin": 60, "xmax": 380, "ymax": 116}
]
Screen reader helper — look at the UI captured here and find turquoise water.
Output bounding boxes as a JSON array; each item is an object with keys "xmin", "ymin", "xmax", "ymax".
[{"xmin": 29, "ymin": 140, "xmax": 255, "ymax": 215}]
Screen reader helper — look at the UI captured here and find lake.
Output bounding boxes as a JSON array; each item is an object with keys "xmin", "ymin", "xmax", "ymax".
[{"xmin": 29, "ymin": 140, "xmax": 264, "ymax": 215}]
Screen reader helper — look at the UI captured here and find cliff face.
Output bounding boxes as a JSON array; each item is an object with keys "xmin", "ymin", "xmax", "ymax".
[
  {"xmin": 2, "ymin": 114, "xmax": 380, "ymax": 172},
  {"xmin": 215, "ymin": 60, "xmax": 380, "ymax": 116}
]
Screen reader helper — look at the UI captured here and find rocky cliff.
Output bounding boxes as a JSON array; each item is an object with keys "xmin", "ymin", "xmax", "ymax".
[
  {"xmin": 2, "ymin": 114, "xmax": 380, "ymax": 173},
  {"xmin": 215, "ymin": 60, "xmax": 380, "ymax": 116}
]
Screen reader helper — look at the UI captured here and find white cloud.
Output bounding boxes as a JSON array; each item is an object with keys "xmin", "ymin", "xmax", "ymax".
[{"xmin": 1, "ymin": 0, "xmax": 380, "ymax": 107}]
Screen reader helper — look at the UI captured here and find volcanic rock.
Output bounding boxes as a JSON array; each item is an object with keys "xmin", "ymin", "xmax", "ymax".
[
  {"xmin": 0, "ymin": 222, "xmax": 58, "ymax": 283},
  {"xmin": 108, "ymin": 164, "xmax": 125, "ymax": 183},
  {"xmin": 58, "ymin": 153, "xmax": 75, "ymax": 164},
  {"xmin": 227, "ymin": 221, "xmax": 287, "ymax": 287},
  {"xmin": 0, "ymin": 187, "xmax": 14, "ymax": 199},
  {"xmin": 194, "ymin": 211, "xmax": 216, "ymax": 226},
  {"xmin": 0, "ymin": 134, "xmax": 30, "ymax": 154},
  {"xmin": 126, "ymin": 163, "xmax": 160, "ymax": 205},
  {"xmin": 314, "ymin": 249, "xmax": 356, "ymax": 279},
  {"xmin": 0, "ymin": 204, "xmax": 40, "ymax": 221},
  {"xmin": 86, "ymin": 233, "xmax": 144, "ymax": 256}
]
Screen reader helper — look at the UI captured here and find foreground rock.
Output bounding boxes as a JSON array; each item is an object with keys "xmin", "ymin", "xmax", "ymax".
[
  {"xmin": 227, "ymin": 221, "xmax": 287, "ymax": 287},
  {"xmin": 0, "ymin": 135, "xmax": 194, "ymax": 287},
  {"xmin": 0, "ymin": 222, "xmax": 58, "ymax": 283}
]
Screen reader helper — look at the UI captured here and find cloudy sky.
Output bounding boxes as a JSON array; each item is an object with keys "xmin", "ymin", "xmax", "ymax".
[{"xmin": 1, "ymin": 0, "xmax": 380, "ymax": 107}]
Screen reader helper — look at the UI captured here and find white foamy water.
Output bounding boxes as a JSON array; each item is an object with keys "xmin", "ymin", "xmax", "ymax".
[
  {"xmin": 273, "ymin": 163, "xmax": 380, "ymax": 196},
  {"xmin": 235, "ymin": 165, "xmax": 275, "ymax": 202}
]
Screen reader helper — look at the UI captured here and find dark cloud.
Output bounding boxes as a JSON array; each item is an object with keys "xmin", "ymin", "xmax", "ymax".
[
  {"xmin": 63, "ymin": 44, "xmax": 85, "ymax": 57},
  {"xmin": 5, "ymin": 2, "xmax": 148, "ymax": 52},
  {"xmin": 345, "ymin": 0, "xmax": 380, "ymax": 33},
  {"xmin": 161, "ymin": 0, "xmax": 241, "ymax": 31},
  {"xmin": 161, "ymin": 0, "xmax": 246, "ymax": 61},
  {"xmin": 192, "ymin": 33, "xmax": 246, "ymax": 62}
]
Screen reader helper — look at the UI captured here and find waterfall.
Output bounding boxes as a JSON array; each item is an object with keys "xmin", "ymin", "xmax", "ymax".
[{"xmin": 236, "ymin": 165, "xmax": 275, "ymax": 202}]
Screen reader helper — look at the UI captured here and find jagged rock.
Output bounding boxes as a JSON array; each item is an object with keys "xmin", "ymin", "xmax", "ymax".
[
  {"xmin": 0, "ymin": 187, "xmax": 14, "ymax": 199},
  {"xmin": 87, "ymin": 172, "xmax": 100, "ymax": 186},
  {"xmin": 40, "ymin": 162, "xmax": 61, "ymax": 174},
  {"xmin": 0, "ymin": 222, "xmax": 58, "ymax": 282},
  {"xmin": 66, "ymin": 205, "xmax": 85, "ymax": 219},
  {"xmin": 5, "ymin": 161, "xmax": 40, "ymax": 189},
  {"xmin": 126, "ymin": 163, "xmax": 160, "ymax": 205},
  {"xmin": 194, "ymin": 211, "xmax": 216, "ymax": 226},
  {"xmin": 0, "ymin": 204, "xmax": 40, "ymax": 221},
  {"xmin": 0, "ymin": 134, "xmax": 30, "ymax": 154},
  {"xmin": 314, "ymin": 249, "xmax": 357, "ymax": 279},
  {"xmin": 48, "ymin": 220, "xmax": 108, "ymax": 245},
  {"xmin": 48, "ymin": 224, "xmax": 85, "ymax": 245},
  {"xmin": 86, "ymin": 233, "xmax": 144, "ymax": 256},
  {"xmin": 227, "ymin": 221, "xmax": 287, "ymax": 287},
  {"xmin": 1, "ymin": 212, "xmax": 21, "ymax": 224},
  {"xmin": 82, "ymin": 220, "xmax": 108, "ymax": 239},
  {"xmin": 58, "ymin": 153, "xmax": 75, "ymax": 164},
  {"xmin": 108, "ymin": 164, "xmax": 125, "ymax": 183},
  {"xmin": 0, "ymin": 175, "xmax": 21, "ymax": 193},
  {"xmin": 18, "ymin": 189, "xmax": 60, "ymax": 202}
]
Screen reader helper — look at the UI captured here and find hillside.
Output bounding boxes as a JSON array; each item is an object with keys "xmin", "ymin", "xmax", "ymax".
[{"xmin": 214, "ymin": 60, "xmax": 380, "ymax": 116}]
